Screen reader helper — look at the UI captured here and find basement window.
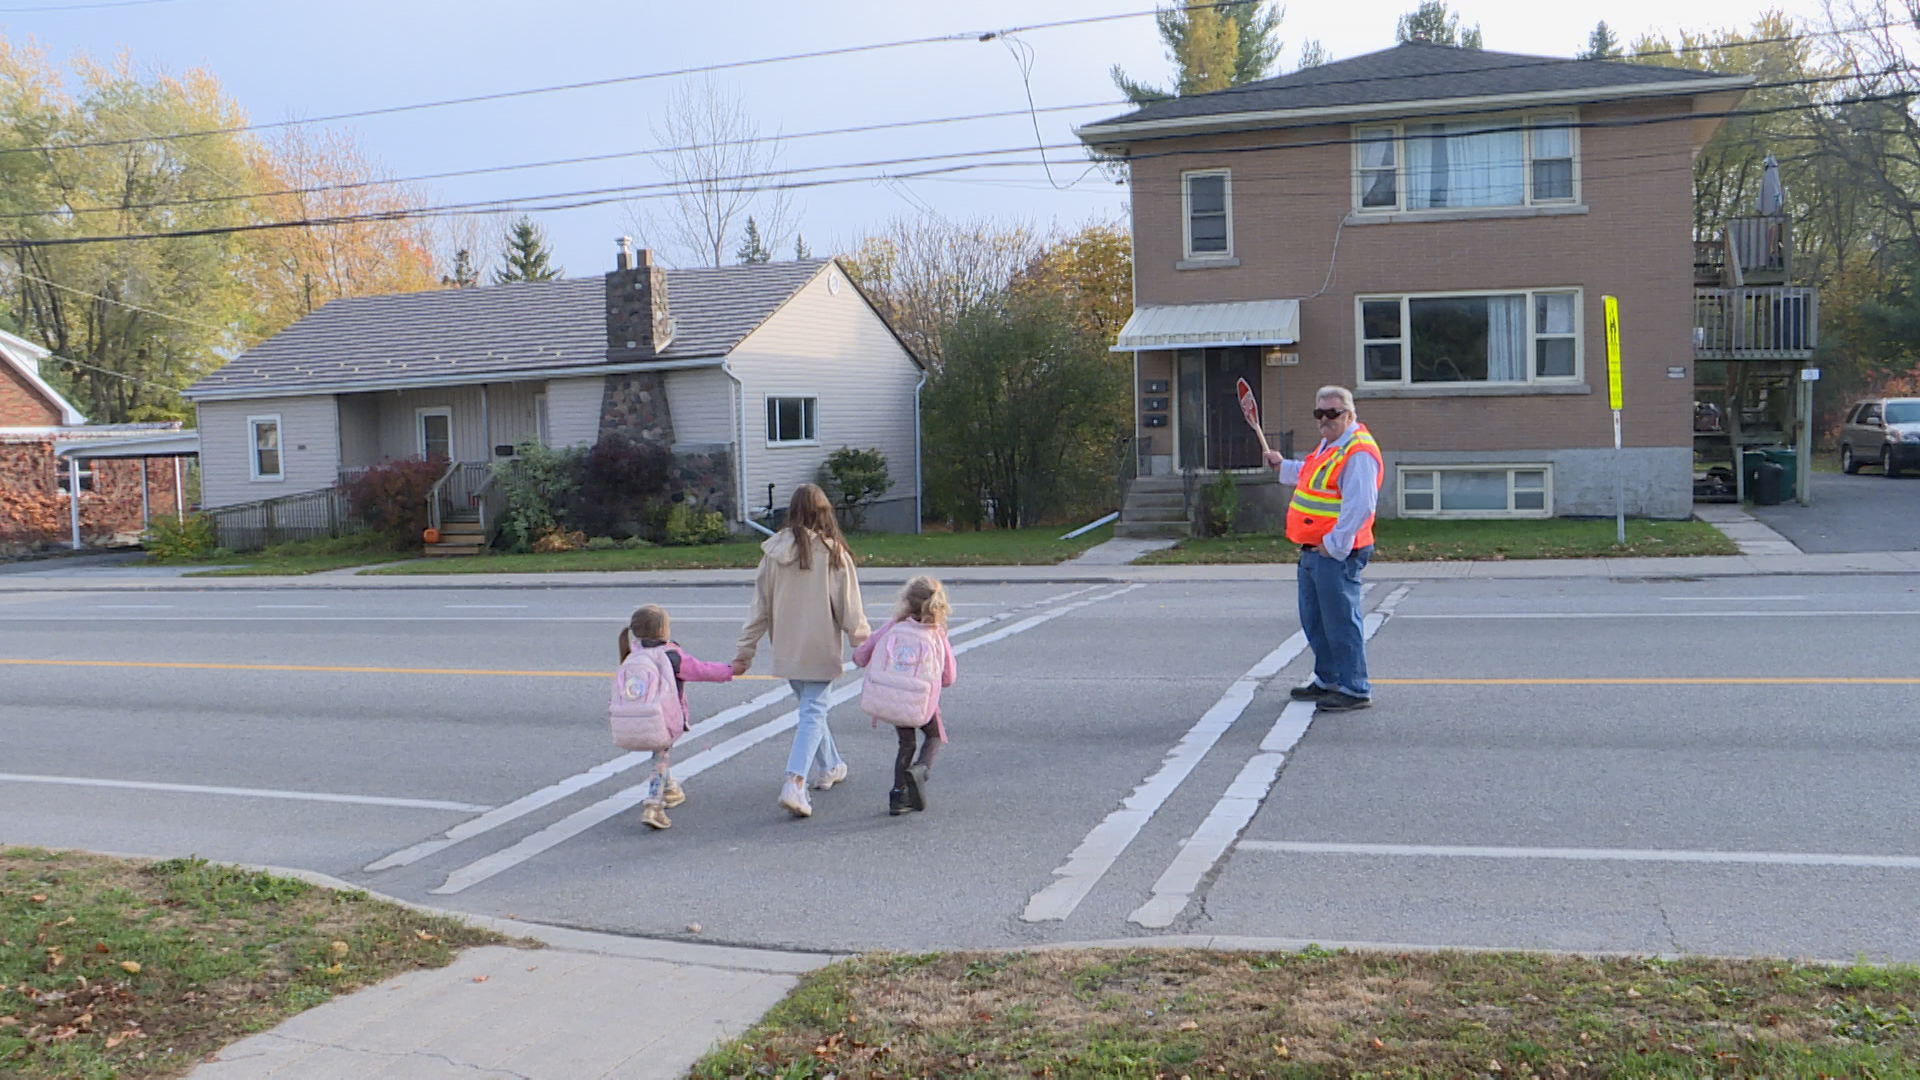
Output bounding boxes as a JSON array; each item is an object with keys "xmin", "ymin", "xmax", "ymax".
[{"xmin": 1399, "ymin": 465, "xmax": 1551, "ymax": 518}]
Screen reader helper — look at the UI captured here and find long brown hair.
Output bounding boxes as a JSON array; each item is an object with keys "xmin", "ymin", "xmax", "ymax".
[
  {"xmin": 785, "ymin": 483, "xmax": 850, "ymax": 571},
  {"xmin": 618, "ymin": 604, "xmax": 670, "ymax": 660}
]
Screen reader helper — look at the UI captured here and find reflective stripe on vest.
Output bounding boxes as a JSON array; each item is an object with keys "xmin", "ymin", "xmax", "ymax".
[{"xmin": 1285, "ymin": 424, "xmax": 1383, "ymax": 547}]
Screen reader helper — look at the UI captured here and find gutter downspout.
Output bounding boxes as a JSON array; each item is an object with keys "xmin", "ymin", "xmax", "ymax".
[
  {"xmin": 914, "ymin": 369, "xmax": 928, "ymax": 533},
  {"xmin": 722, "ymin": 360, "xmax": 749, "ymax": 529}
]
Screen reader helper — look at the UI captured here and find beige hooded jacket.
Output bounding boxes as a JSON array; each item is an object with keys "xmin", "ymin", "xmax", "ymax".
[{"xmin": 733, "ymin": 531, "xmax": 870, "ymax": 681}]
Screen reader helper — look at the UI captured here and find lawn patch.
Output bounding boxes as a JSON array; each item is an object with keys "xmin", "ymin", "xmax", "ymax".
[
  {"xmin": 1141, "ymin": 518, "xmax": 1737, "ymax": 564},
  {"xmin": 171, "ymin": 533, "xmax": 411, "ymax": 577},
  {"xmin": 1, "ymin": 848, "xmax": 515, "ymax": 1078},
  {"xmin": 691, "ymin": 948, "xmax": 1920, "ymax": 1079}
]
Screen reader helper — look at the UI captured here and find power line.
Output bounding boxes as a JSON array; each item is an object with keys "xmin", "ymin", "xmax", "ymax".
[
  {"xmin": 0, "ymin": 0, "xmax": 179, "ymax": 10},
  {"xmin": 7, "ymin": 269, "xmax": 234, "ymax": 332}
]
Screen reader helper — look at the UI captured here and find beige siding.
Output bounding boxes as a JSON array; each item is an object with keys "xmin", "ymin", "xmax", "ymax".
[
  {"xmin": 485, "ymin": 381, "xmax": 542, "ymax": 452},
  {"xmin": 545, "ymin": 376, "xmax": 604, "ymax": 448},
  {"xmin": 727, "ymin": 266, "xmax": 922, "ymax": 524},
  {"xmin": 195, "ymin": 395, "xmax": 340, "ymax": 508},
  {"xmin": 337, "ymin": 395, "xmax": 380, "ymax": 468},
  {"xmin": 665, "ymin": 367, "xmax": 733, "ymax": 446},
  {"xmin": 370, "ymin": 385, "xmax": 487, "ymax": 461}
]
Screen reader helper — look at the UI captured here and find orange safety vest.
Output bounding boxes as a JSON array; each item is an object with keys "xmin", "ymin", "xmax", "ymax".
[{"xmin": 1285, "ymin": 423, "xmax": 1384, "ymax": 548}]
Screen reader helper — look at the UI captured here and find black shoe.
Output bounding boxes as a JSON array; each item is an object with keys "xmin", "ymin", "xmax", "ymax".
[
  {"xmin": 1317, "ymin": 691, "xmax": 1372, "ymax": 711},
  {"xmin": 888, "ymin": 787, "xmax": 910, "ymax": 816},
  {"xmin": 905, "ymin": 764, "xmax": 929, "ymax": 812},
  {"xmin": 1289, "ymin": 682, "xmax": 1333, "ymax": 701}
]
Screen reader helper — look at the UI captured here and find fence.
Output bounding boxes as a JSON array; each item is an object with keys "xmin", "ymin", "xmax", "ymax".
[{"xmin": 203, "ymin": 487, "xmax": 364, "ymax": 552}]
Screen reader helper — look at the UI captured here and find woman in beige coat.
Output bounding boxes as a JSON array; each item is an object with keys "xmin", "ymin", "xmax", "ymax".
[{"xmin": 732, "ymin": 484, "xmax": 870, "ymax": 817}]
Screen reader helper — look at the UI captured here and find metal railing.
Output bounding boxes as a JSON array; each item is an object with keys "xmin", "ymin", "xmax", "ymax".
[
  {"xmin": 1694, "ymin": 286, "xmax": 1818, "ymax": 359},
  {"xmin": 203, "ymin": 487, "xmax": 364, "ymax": 552},
  {"xmin": 1115, "ymin": 435, "xmax": 1140, "ymax": 510}
]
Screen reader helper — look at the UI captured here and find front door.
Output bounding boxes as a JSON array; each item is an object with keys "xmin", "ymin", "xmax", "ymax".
[
  {"xmin": 1174, "ymin": 348, "xmax": 1265, "ymax": 471},
  {"xmin": 417, "ymin": 408, "xmax": 452, "ymax": 461}
]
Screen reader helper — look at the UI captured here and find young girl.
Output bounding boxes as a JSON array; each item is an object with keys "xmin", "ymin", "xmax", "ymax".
[
  {"xmin": 733, "ymin": 483, "xmax": 870, "ymax": 819},
  {"xmin": 854, "ymin": 576, "xmax": 957, "ymax": 816},
  {"xmin": 618, "ymin": 604, "xmax": 733, "ymax": 830}
]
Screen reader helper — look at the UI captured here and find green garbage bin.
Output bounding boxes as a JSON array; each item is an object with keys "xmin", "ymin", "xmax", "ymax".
[{"xmin": 1760, "ymin": 448, "xmax": 1797, "ymax": 502}]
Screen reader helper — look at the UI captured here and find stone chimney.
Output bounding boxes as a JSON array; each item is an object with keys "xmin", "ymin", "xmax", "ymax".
[{"xmin": 605, "ymin": 240, "xmax": 674, "ymax": 361}]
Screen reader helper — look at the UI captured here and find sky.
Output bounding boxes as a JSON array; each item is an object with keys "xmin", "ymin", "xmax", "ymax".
[{"xmin": 6, "ymin": 0, "xmax": 1833, "ymax": 276}]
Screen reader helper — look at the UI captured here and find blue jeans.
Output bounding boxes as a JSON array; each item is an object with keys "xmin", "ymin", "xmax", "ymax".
[
  {"xmin": 784, "ymin": 680, "xmax": 844, "ymax": 780},
  {"xmin": 1297, "ymin": 545, "xmax": 1373, "ymax": 698}
]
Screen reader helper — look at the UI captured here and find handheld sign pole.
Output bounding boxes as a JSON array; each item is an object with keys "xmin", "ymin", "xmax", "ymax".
[
  {"xmin": 1604, "ymin": 296, "xmax": 1625, "ymax": 545},
  {"xmin": 1234, "ymin": 378, "xmax": 1272, "ymax": 457}
]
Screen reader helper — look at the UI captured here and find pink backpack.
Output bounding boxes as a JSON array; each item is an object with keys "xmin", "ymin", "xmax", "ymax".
[
  {"xmin": 859, "ymin": 620, "xmax": 944, "ymax": 727},
  {"xmin": 608, "ymin": 645, "xmax": 686, "ymax": 752}
]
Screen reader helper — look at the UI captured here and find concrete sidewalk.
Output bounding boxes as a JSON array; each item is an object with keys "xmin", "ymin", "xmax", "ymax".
[{"xmin": 188, "ymin": 870, "xmax": 834, "ymax": 1080}]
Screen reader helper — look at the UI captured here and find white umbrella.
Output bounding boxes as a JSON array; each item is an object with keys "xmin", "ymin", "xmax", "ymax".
[{"xmin": 1757, "ymin": 153, "xmax": 1785, "ymax": 215}]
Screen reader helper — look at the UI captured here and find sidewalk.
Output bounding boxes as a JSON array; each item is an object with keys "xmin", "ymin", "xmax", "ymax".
[{"xmin": 187, "ymin": 869, "xmax": 834, "ymax": 1080}]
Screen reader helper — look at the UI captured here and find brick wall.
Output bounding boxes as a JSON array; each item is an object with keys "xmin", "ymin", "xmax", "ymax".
[
  {"xmin": 0, "ymin": 443, "xmax": 186, "ymax": 552},
  {"xmin": 1127, "ymin": 97, "xmax": 1703, "ymax": 455},
  {"xmin": 1, "ymin": 362, "xmax": 62, "ymax": 427}
]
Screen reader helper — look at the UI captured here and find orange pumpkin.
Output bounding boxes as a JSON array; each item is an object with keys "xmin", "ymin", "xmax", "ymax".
[{"xmin": 422, "ymin": 528, "xmax": 441, "ymax": 545}]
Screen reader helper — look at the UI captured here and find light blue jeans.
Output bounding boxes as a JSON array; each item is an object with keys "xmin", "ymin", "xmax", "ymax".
[{"xmin": 784, "ymin": 680, "xmax": 844, "ymax": 780}]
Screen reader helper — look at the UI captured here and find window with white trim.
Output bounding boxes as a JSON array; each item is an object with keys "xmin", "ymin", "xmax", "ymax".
[
  {"xmin": 1351, "ymin": 111, "xmax": 1579, "ymax": 213},
  {"xmin": 765, "ymin": 396, "xmax": 817, "ymax": 445},
  {"xmin": 248, "ymin": 415, "xmax": 283, "ymax": 480},
  {"xmin": 1399, "ymin": 465, "xmax": 1551, "ymax": 518},
  {"xmin": 55, "ymin": 460, "xmax": 95, "ymax": 494},
  {"xmin": 1182, "ymin": 170, "xmax": 1231, "ymax": 258},
  {"xmin": 1355, "ymin": 289, "xmax": 1583, "ymax": 387},
  {"xmin": 533, "ymin": 394, "xmax": 550, "ymax": 448}
]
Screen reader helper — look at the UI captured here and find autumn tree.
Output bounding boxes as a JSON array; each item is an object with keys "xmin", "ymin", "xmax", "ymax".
[
  {"xmin": 1112, "ymin": 1, "xmax": 1286, "ymax": 104},
  {"xmin": 492, "ymin": 216, "xmax": 563, "ymax": 283},
  {"xmin": 1396, "ymin": 1, "xmax": 1482, "ymax": 48}
]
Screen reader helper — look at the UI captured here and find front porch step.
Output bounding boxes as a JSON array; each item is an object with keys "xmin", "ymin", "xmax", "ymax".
[
  {"xmin": 423, "ymin": 542, "xmax": 486, "ymax": 557},
  {"xmin": 1115, "ymin": 520, "xmax": 1190, "ymax": 540},
  {"xmin": 437, "ymin": 524, "xmax": 485, "ymax": 540}
]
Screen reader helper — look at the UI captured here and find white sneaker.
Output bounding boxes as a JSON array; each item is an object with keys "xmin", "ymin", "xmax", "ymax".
[
  {"xmin": 778, "ymin": 775, "xmax": 812, "ymax": 818},
  {"xmin": 812, "ymin": 763, "xmax": 848, "ymax": 791}
]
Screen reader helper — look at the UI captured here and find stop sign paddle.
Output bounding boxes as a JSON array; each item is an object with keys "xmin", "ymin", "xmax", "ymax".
[{"xmin": 1235, "ymin": 377, "xmax": 1273, "ymax": 457}]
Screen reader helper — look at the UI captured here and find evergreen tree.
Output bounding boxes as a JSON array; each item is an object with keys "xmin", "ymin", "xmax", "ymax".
[
  {"xmin": 1296, "ymin": 39, "xmax": 1331, "ymax": 69},
  {"xmin": 1580, "ymin": 20, "xmax": 1624, "ymax": 60},
  {"xmin": 441, "ymin": 248, "xmax": 479, "ymax": 288},
  {"xmin": 794, "ymin": 235, "xmax": 812, "ymax": 259},
  {"xmin": 1112, "ymin": 1, "xmax": 1286, "ymax": 104},
  {"xmin": 735, "ymin": 216, "xmax": 772, "ymax": 264},
  {"xmin": 492, "ymin": 217, "xmax": 563, "ymax": 284},
  {"xmin": 1396, "ymin": 1, "xmax": 1481, "ymax": 49}
]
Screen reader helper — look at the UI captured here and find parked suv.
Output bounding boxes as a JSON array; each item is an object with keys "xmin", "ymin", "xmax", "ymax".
[{"xmin": 1840, "ymin": 398, "xmax": 1920, "ymax": 476}]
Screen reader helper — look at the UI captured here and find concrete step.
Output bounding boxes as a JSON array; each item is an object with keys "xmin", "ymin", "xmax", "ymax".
[
  {"xmin": 1122, "ymin": 508, "xmax": 1189, "ymax": 524},
  {"xmin": 422, "ymin": 543, "xmax": 486, "ymax": 557},
  {"xmin": 1128, "ymin": 477, "xmax": 1186, "ymax": 493},
  {"xmin": 1115, "ymin": 521, "xmax": 1190, "ymax": 540},
  {"xmin": 1125, "ymin": 491, "xmax": 1185, "ymax": 510}
]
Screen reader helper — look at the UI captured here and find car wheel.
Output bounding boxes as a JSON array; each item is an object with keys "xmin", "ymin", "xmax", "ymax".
[
  {"xmin": 1842, "ymin": 444, "xmax": 1860, "ymax": 474},
  {"xmin": 1888, "ymin": 445, "xmax": 1905, "ymax": 478}
]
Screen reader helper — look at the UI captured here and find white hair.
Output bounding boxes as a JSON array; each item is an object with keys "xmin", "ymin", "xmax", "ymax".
[{"xmin": 1315, "ymin": 385, "xmax": 1355, "ymax": 414}]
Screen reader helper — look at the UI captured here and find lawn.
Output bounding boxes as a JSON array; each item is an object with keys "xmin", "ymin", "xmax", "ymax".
[
  {"xmin": 1140, "ymin": 517, "xmax": 1737, "ymax": 564},
  {"xmin": 0, "ymin": 847, "xmax": 513, "ymax": 1079},
  {"xmin": 163, "ymin": 534, "xmax": 416, "ymax": 577},
  {"xmin": 363, "ymin": 525, "xmax": 1113, "ymax": 575},
  {"xmin": 692, "ymin": 946, "xmax": 1920, "ymax": 1079}
]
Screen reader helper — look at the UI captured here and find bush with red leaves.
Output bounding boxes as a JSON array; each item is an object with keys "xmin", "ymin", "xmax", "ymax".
[{"xmin": 346, "ymin": 459, "xmax": 445, "ymax": 549}]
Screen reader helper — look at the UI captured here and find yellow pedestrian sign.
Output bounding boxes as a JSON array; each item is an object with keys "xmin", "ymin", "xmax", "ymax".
[
  {"xmin": 1602, "ymin": 295, "xmax": 1624, "ymax": 543},
  {"xmin": 1604, "ymin": 295, "xmax": 1623, "ymax": 410}
]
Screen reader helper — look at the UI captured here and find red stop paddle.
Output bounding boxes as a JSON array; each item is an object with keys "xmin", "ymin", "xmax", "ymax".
[{"xmin": 1235, "ymin": 377, "xmax": 1272, "ymax": 457}]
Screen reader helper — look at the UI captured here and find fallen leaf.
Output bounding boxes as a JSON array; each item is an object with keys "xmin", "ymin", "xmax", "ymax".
[
  {"xmin": 414, "ymin": 930, "xmax": 436, "ymax": 942},
  {"xmin": 52, "ymin": 1025, "xmax": 78, "ymax": 1041},
  {"xmin": 322, "ymin": 964, "xmax": 344, "ymax": 976},
  {"xmin": 329, "ymin": 941, "xmax": 349, "ymax": 957},
  {"xmin": 94, "ymin": 943, "xmax": 109, "ymax": 953},
  {"xmin": 54, "ymin": 917, "xmax": 75, "ymax": 927},
  {"xmin": 687, "ymin": 922, "xmax": 703, "ymax": 934},
  {"xmin": 0, "ymin": 1017, "xmax": 18, "ymax": 1027},
  {"xmin": 29, "ymin": 895, "xmax": 46, "ymax": 903},
  {"xmin": 1274, "ymin": 1040, "xmax": 1290, "ymax": 1058},
  {"xmin": 1626, "ymin": 988, "xmax": 1642, "ymax": 998},
  {"xmin": 119, "ymin": 961, "xmax": 141, "ymax": 974},
  {"xmin": 1373, "ymin": 1037, "xmax": 1386, "ymax": 1049},
  {"xmin": 472, "ymin": 975, "xmax": 489, "ymax": 983},
  {"xmin": 1178, "ymin": 1019, "xmax": 1199, "ymax": 1031}
]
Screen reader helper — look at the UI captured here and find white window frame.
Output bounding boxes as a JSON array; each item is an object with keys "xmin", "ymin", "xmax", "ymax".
[
  {"xmin": 1398, "ymin": 464, "xmax": 1553, "ymax": 519},
  {"xmin": 533, "ymin": 394, "xmax": 550, "ymax": 448},
  {"xmin": 1350, "ymin": 110, "xmax": 1582, "ymax": 214},
  {"xmin": 55, "ymin": 460, "xmax": 96, "ymax": 495},
  {"xmin": 1354, "ymin": 287, "xmax": 1585, "ymax": 388},
  {"xmin": 764, "ymin": 395, "xmax": 818, "ymax": 447},
  {"xmin": 1181, "ymin": 169, "xmax": 1233, "ymax": 260},
  {"xmin": 415, "ymin": 405, "xmax": 453, "ymax": 461},
  {"xmin": 247, "ymin": 414, "xmax": 284, "ymax": 482}
]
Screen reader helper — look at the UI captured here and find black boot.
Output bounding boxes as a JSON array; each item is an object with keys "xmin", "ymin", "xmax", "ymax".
[{"xmin": 888, "ymin": 787, "xmax": 910, "ymax": 816}]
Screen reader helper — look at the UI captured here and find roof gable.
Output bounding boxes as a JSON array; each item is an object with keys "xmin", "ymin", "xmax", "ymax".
[
  {"xmin": 1080, "ymin": 41, "xmax": 1748, "ymax": 139},
  {"xmin": 0, "ymin": 328, "xmax": 87, "ymax": 425}
]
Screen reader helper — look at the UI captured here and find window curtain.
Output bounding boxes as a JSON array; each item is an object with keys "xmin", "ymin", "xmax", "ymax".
[
  {"xmin": 1408, "ymin": 124, "xmax": 1525, "ymax": 208},
  {"xmin": 1486, "ymin": 295, "xmax": 1527, "ymax": 381}
]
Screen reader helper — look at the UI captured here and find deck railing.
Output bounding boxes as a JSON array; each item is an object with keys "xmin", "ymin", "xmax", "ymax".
[
  {"xmin": 203, "ymin": 487, "xmax": 364, "ymax": 552},
  {"xmin": 426, "ymin": 461, "xmax": 499, "ymax": 541},
  {"xmin": 1724, "ymin": 215, "xmax": 1792, "ymax": 281},
  {"xmin": 1694, "ymin": 286, "xmax": 1818, "ymax": 360}
]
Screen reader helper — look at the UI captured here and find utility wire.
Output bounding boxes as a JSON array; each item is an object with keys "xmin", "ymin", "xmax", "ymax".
[{"xmin": 0, "ymin": 0, "xmax": 179, "ymax": 10}]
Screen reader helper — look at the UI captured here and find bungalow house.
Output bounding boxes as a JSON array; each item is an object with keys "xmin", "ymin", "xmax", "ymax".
[
  {"xmin": 181, "ymin": 249, "xmax": 926, "ymax": 545},
  {"xmin": 1080, "ymin": 42, "xmax": 1806, "ymax": 535},
  {"xmin": 1, "ymin": 328, "xmax": 194, "ymax": 554}
]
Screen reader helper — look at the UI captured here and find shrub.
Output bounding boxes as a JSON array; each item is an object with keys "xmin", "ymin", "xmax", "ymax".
[
  {"xmin": 532, "ymin": 528, "xmax": 587, "ymax": 553},
  {"xmin": 346, "ymin": 459, "xmax": 445, "ymax": 548},
  {"xmin": 585, "ymin": 535, "xmax": 619, "ymax": 551},
  {"xmin": 141, "ymin": 513, "xmax": 217, "ymax": 561},
  {"xmin": 660, "ymin": 500, "xmax": 731, "ymax": 546},
  {"xmin": 571, "ymin": 433, "xmax": 673, "ymax": 538},
  {"xmin": 1200, "ymin": 470, "xmax": 1239, "ymax": 537},
  {"xmin": 620, "ymin": 536, "xmax": 652, "ymax": 550},
  {"xmin": 492, "ymin": 441, "xmax": 583, "ymax": 553},
  {"xmin": 817, "ymin": 446, "xmax": 891, "ymax": 531}
]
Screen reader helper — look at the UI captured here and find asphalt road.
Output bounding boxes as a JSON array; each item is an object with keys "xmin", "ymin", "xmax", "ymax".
[
  {"xmin": 3, "ymin": 572, "xmax": 1917, "ymax": 961},
  {"xmin": 1751, "ymin": 471, "xmax": 1920, "ymax": 552}
]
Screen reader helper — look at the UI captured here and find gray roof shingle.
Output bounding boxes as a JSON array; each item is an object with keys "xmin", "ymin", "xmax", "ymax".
[
  {"xmin": 187, "ymin": 259, "xmax": 829, "ymax": 398},
  {"xmin": 1081, "ymin": 41, "xmax": 1745, "ymax": 137}
]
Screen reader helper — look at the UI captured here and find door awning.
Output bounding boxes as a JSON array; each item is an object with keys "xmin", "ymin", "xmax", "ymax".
[{"xmin": 1111, "ymin": 299, "xmax": 1299, "ymax": 352}]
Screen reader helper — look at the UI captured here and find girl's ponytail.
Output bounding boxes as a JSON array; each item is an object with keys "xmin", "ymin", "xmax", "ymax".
[{"xmin": 618, "ymin": 626, "xmax": 632, "ymax": 661}]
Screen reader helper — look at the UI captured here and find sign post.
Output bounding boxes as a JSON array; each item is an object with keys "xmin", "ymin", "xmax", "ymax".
[{"xmin": 1604, "ymin": 296, "xmax": 1625, "ymax": 545}]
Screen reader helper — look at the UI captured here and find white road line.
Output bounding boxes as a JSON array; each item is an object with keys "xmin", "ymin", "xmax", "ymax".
[
  {"xmin": 0, "ymin": 772, "xmax": 491, "ymax": 812},
  {"xmin": 445, "ymin": 604, "xmax": 527, "ymax": 609},
  {"xmin": 28, "ymin": 615, "xmax": 745, "ymax": 623},
  {"xmin": 87, "ymin": 604, "xmax": 172, "ymax": 609},
  {"xmin": 1655, "ymin": 595, "xmax": 1807, "ymax": 601},
  {"xmin": 1234, "ymin": 840, "xmax": 1920, "ymax": 870},
  {"xmin": 430, "ymin": 585, "xmax": 1142, "ymax": 895},
  {"xmin": 1128, "ymin": 585, "xmax": 1411, "ymax": 928},
  {"xmin": 365, "ymin": 583, "xmax": 1110, "ymax": 874},
  {"xmin": 1400, "ymin": 610, "xmax": 1920, "ymax": 620},
  {"xmin": 255, "ymin": 604, "xmax": 330, "ymax": 609}
]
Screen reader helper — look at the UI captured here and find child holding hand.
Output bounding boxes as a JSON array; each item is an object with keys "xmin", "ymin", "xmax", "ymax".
[
  {"xmin": 614, "ymin": 604, "xmax": 732, "ymax": 830},
  {"xmin": 854, "ymin": 576, "xmax": 956, "ymax": 816}
]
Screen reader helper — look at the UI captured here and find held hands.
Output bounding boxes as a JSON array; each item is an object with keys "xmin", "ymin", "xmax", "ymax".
[
  {"xmin": 729, "ymin": 658, "xmax": 751, "ymax": 677},
  {"xmin": 1263, "ymin": 450, "xmax": 1284, "ymax": 469}
]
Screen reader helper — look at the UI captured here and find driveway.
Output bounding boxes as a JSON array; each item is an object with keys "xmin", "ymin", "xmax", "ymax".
[{"xmin": 1750, "ymin": 471, "xmax": 1920, "ymax": 552}]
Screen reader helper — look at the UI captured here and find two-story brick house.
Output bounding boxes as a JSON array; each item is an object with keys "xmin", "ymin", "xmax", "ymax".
[{"xmin": 1081, "ymin": 42, "xmax": 1752, "ymax": 532}]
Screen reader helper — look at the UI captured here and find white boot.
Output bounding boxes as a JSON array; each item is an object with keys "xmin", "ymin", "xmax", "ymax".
[{"xmin": 778, "ymin": 774, "xmax": 812, "ymax": 818}]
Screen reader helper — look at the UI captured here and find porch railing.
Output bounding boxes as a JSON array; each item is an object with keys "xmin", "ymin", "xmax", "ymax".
[
  {"xmin": 427, "ymin": 461, "xmax": 502, "ymax": 546},
  {"xmin": 1694, "ymin": 286, "xmax": 1818, "ymax": 360},
  {"xmin": 1724, "ymin": 214, "xmax": 1791, "ymax": 282},
  {"xmin": 202, "ymin": 487, "xmax": 364, "ymax": 552}
]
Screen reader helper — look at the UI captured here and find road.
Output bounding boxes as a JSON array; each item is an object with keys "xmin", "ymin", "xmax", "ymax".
[
  {"xmin": 3, "ymin": 572, "xmax": 1917, "ymax": 961},
  {"xmin": 1751, "ymin": 470, "xmax": 1920, "ymax": 552}
]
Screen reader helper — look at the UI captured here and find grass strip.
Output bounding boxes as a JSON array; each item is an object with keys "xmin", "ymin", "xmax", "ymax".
[
  {"xmin": 693, "ymin": 946, "xmax": 1920, "ymax": 1079},
  {"xmin": 362, "ymin": 525, "xmax": 1114, "ymax": 575},
  {"xmin": 162, "ymin": 534, "xmax": 414, "ymax": 577},
  {"xmin": 1, "ymin": 847, "xmax": 515, "ymax": 1079},
  {"xmin": 1141, "ymin": 518, "xmax": 1737, "ymax": 565}
]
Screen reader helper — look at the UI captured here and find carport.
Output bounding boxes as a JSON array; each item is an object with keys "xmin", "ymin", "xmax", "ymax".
[{"xmin": 54, "ymin": 430, "xmax": 199, "ymax": 551}]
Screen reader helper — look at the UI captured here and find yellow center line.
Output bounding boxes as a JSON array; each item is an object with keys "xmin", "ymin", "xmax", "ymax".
[
  {"xmin": 1372, "ymin": 677, "xmax": 1920, "ymax": 685},
  {"xmin": 0, "ymin": 658, "xmax": 777, "ymax": 679}
]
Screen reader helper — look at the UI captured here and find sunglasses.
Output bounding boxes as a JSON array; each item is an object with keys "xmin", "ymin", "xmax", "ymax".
[{"xmin": 1312, "ymin": 407, "xmax": 1349, "ymax": 421}]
